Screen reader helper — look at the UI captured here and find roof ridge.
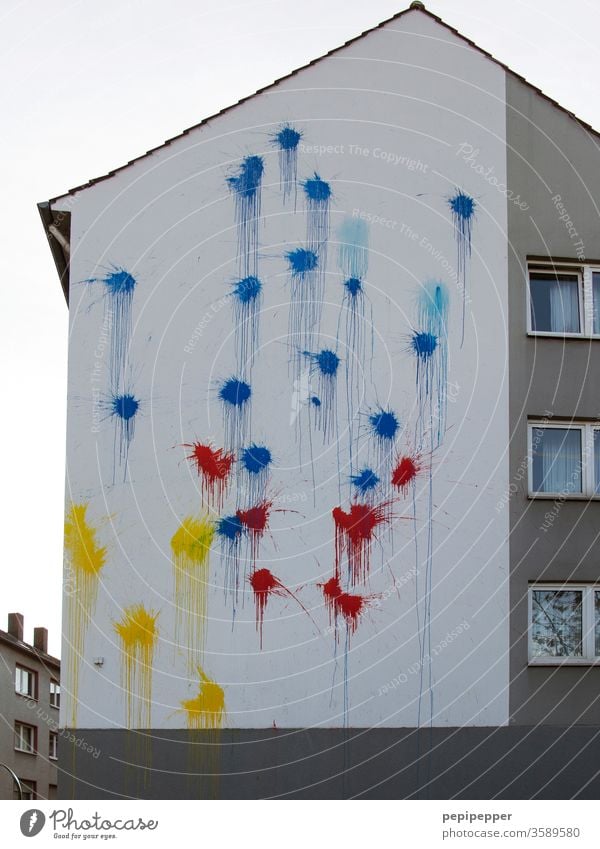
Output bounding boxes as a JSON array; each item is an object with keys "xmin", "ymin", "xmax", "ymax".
[{"xmin": 43, "ymin": 3, "xmax": 600, "ymax": 205}]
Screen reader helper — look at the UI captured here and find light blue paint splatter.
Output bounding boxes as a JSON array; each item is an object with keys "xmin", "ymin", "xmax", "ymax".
[
  {"xmin": 219, "ymin": 377, "xmax": 251, "ymax": 450},
  {"xmin": 227, "ymin": 155, "xmax": 264, "ymax": 277},
  {"xmin": 231, "ymin": 276, "xmax": 262, "ymax": 375},
  {"xmin": 272, "ymin": 124, "xmax": 302, "ymax": 205},
  {"xmin": 337, "ymin": 217, "xmax": 369, "ymax": 281},
  {"xmin": 448, "ymin": 190, "xmax": 475, "ymax": 345}
]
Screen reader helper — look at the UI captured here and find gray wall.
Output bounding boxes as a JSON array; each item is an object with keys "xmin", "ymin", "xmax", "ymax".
[
  {"xmin": 59, "ymin": 727, "xmax": 600, "ymax": 799},
  {"xmin": 506, "ymin": 74, "xmax": 600, "ymax": 725}
]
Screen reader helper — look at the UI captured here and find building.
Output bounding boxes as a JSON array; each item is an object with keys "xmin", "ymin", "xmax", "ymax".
[
  {"xmin": 0, "ymin": 614, "xmax": 60, "ymax": 800},
  {"xmin": 38, "ymin": 3, "xmax": 600, "ymax": 798}
]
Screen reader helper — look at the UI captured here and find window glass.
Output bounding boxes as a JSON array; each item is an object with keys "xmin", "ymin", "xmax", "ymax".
[
  {"xmin": 15, "ymin": 723, "xmax": 35, "ymax": 753},
  {"xmin": 529, "ymin": 273, "xmax": 580, "ymax": 333},
  {"xmin": 15, "ymin": 666, "xmax": 35, "ymax": 697},
  {"xmin": 531, "ymin": 589, "xmax": 583, "ymax": 657},
  {"xmin": 49, "ymin": 732, "xmax": 58, "ymax": 759},
  {"xmin": 595, "ymin": 591, "xmax": 600, "ymax": 656},
  {"xmin": 50, "ymin": 680, "xmax": 60, "ymax": 708},
  {"xmin": 531, "ymin": 427, "xmax": 582, "ymax": 494},
  {"xmin": 593, "ymin": 272, "xmax": 600, "ymax": 334}
]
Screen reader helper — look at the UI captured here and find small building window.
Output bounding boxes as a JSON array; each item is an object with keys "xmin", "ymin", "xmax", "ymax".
[
  {"xmin": 15, "ymin": 722, "xmax": 37, "ymax": 754},
  {"xmin": 50, "ymin": 680, "xmax": 60, "ymax": 709},
  {"xmin": 529, "ymin": 585, "xmax": 600, "ymax": 663},
  {"xmin": 528, "ymin": 262, "xmax": 600, "ymax": 337},
  {"xmin": 528, "ymin": 421, "xmax": 600, "ymax": 497},
  {"xmin": 49, "ymin": 732, "xmax": 58, "ymax": 760},
  {"xmin": 529, "ymin": 271, "xmax": 581, "ymax": 334},
  {"xmin": 15, "ymin": 665, "xmax": 37, "ymax": 699},
  {"xmin": 14, "ymin": 779, "xmax": 36, "ymax": 800}
]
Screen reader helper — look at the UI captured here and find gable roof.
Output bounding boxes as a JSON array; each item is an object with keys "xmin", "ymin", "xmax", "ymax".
[{"xmin": 39, "ymin": 1, "xmax": 600, "ymax": 301}]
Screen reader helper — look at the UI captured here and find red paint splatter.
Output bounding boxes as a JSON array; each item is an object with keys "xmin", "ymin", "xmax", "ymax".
[
  {"xmin": 319, "ymin": 576, "xmax": 369, "ymax": 636},
  {"xmin": 185, "ymin": 442, "xmax": 234, "ymax": 509},
  {"xmin": 237, "ymin": 500, "xmax": 272, "ymax": 566},
  {"xmin": 392, "ymin": 455, "xmax": 421, "ymax": 495},
  {"xmin": 250, "ymin": 567, "xmax": 315, "ymax": 648},
  {"xmin": 337, "ymin": 591, "xmax": 366, "ymax": 634},
  {"xmin": 321, "ymin": 576, "xmax": 342, "ymax": 624},
  {"xmin": 333, "ymin": 502, "xmax": 391, "ymax": 585}
]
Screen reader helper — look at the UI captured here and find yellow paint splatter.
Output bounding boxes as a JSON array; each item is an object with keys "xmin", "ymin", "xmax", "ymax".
[
  {"xmin": 171, "ymin": 516, "xmax": 214, "ymax": 668},
  {"xmin": 181, "ymin": 666, "xmax": 225, "ymax": 798},
  {"xmin": 64, "ymin": 502, "xmax": 107, "ymax": 727},
  {"xmin": 114, "ymin": 604, "xmax": 158, "ymax": 729},
  {"xmin": 181, "ymin": 667, "xmax": 225, "ymax": 730}
]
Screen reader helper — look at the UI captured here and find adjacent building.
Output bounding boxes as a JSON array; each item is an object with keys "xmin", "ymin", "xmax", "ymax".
[
  {"xmin": 0, "ymin": 614, "xmax": 60, "ymax": 800},
  {"xmin": 39, "ymin": 2, "xmax": 600, "ymax": 798}
]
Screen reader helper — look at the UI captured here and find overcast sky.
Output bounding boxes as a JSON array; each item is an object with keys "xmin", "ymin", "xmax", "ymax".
[{"xmin": 2, "ymin": 0, "xmax": 599, "ymax": 656}]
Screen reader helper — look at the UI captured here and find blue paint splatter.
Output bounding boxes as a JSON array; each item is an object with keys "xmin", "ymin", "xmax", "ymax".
[
  {"xmin": 85, "ymin": 266, "xmax": 137, "ymax": 396},
  {"xmin": 315, "ymin": 349, "xmax": 340, "ymax": 376},
  {"xmin": 412, "ymin": 280, "xmax": 450, "ymax": 449},
  {"xmin": 216, "ymin": 514, "xmax": 244, "ymax": 542},
  {"xmin": 311, "ymin": 396, "xmax": 321, "ymax": 407},
  {"xmin": 369, "ymin": 407, "xmax": 400, "ymax": 476},
  {"xmin": 336, "ymin": 217, "xmax": 373, "ymax": 479},
  {"xmin": 350, "ymin": 467, "xmax": 380, "ymax": 497},
  {"xmin": 304, "ymin": 349, "xmax": 340, "ymax": 441},
  {"xmin": 370, "ymin": 408, "xmax": 399, "ymax": 441},
  {"xmin": 227, "ymin": 155, "xmax": 264, "ymax": 277},
  {"xmin": 110, "ymin": 392, "xmax": 140, "ymax": 480},
  {"xmin": 287, "ymin": 247, "xmax": 318, "ymax": 276},
  {"xmin": 448, "ymin": 190, "xmax": 475, "ymax": 346},
  {"xmin": 231, "ymin": 276, "xmax": 262, "ymax": 375},
  {"xmin": 286, "ymin": 248, "xmax": 321, "ymax": 375},
  {"xmin": 303, "ymin": 173, "xmax": 331, "ymax": 303},
  {"xmin": 345, "ymin": 277, "xmax": 362, "ymax": 297},
  {"xmin": 240, "ymin": 443, "xmax": 272, "ymax": 503},
  {"xmin": 216, "ymin": 514, "xmax": 245, "ymax": 608},
  {"xmin": 219, "ymin": 377, "xmax": 251, "ymax": 450},
  {"xmin": 272, "ymin": 124, "xmax": 302, "ymax": 205},
  {"xmin": 411, "ymin": 331, "xmax": 438, "ymax": 359}
]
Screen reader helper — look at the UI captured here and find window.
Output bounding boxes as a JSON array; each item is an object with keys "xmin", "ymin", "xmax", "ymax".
[
  {"xmin": 528, "ymin": 421, "xmax": 600, "ymax": 496},
  {"xmin": 528, "ymin": 262, "xmax": 600, "ymax": 337},
  {"xmin": 49, "ymin": 732, "xmax": 58, "ymax": 760},
  {"xmin": 15, "ymin": 722, "xmax": 36, "ymax": 754},
  {"xmin": 48, "ymin": 784, "xmax": 58, "ymax": 800},
  {"xmin": 14, "ymin": 780, "xmax": 36, "ymax": 801},
  {"xmin": 50, "ymin": 680, "xmax": 60, "ymax": 709},
  {"xmin": 529, "ymin": 585, "xmax": 600, "ymax": 663},
  {"xmin": 529, "ymin": 270, "xmax": 581, "ymax": 334},
  {"xmin": 15, "ymin": 665, "xmax": 37, "ymax": 699}
]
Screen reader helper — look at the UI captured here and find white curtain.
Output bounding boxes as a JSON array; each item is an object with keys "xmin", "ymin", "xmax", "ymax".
[
  {"xmin": 548, "ymin": 278, "xmax": 580, "ymax": 332},
  {"xmin": 536, "ymin": 428, "xmax": 581, "ymax": 493}
]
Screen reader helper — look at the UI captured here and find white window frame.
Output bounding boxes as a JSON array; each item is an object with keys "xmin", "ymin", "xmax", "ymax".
[
  {"xmin": 15, "ymin": 722, "xmax": 36, "ymax": 754},
  {"xmin": 529, "ymin": 584, "xmax": 600, "ymax": 665},
  {"xmin": 49, "ymin": 680, "xmax": 60, "ymax": 709},
  {"xmin": 527, "ymin": 420, "xmax": 600, "ymax": 498},
  {"xmin": 15, "ymin": 665, "xmax": 37, "ymax": 699},
  {"xmin": 49, "ymin": 732, "xmax": 58, "ymax": 760},
  {"xmin": 527, "ymin": 263, "xmax": 584, "ymax": 337},
  {"xmin": 589, "ymin": 267, "xmax": 600, "ymax": 337}
]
